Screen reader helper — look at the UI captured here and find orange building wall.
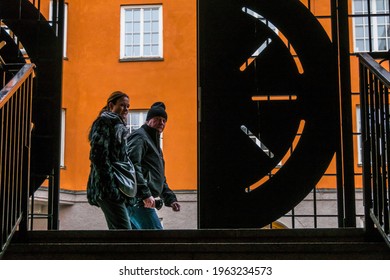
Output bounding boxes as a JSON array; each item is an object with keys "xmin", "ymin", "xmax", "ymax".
[
  {"xmin": 39, "ymin": 0, "xmax": 365, "ymax": 192},
  {"xmin": 51, "ymin": 0, "xmax": 197, "ymax": 191}
]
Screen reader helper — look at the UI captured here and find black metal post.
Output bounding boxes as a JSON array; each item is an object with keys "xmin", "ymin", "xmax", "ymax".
[
  {"xmin": 48, "ymin": 0, "xmax": 64, "ymax": 230},
  {"xmin": 332, "ymin": 0, "xmax": 356, "ymax": 227}
]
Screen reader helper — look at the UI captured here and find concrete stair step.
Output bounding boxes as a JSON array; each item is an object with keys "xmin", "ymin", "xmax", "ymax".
[{"xmin": 3, "ymin": 228, "xmax": 390, "ymax": 260}]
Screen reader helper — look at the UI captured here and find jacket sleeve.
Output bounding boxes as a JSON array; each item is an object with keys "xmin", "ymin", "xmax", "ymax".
[
  {"xmin": 89, "ymin": 118, "xmax": 114, "ymax": 193},
  {"xmin": 160, "ymin": 178, "xmax": 178, "ymax": 206},
  {"xmin": 127, "ymin": 136, "xmax": 153, "ymax": 199}
]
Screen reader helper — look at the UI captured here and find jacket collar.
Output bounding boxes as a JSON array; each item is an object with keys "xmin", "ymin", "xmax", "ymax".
[
  {"xmin": 100, "ymin": 111, "xmax": 125, "ymax": 126},
  {"xmin": 142, "ymin": 124, "xmax": 161, "ymax": 150}
]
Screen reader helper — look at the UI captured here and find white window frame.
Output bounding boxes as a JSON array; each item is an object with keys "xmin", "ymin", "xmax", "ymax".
[
  {"xmin": 352, "ymin": 0, "xmax": 390, "ymax": 52},
  {"xmin": 127, "ymin": 110, "xmax": 163, "ymax": 149},
  {"xmin": 120, "ymin": 5, "xmax": 163, "ymax": 60},
  {"xmin": 49, "ymin": 1, "xmax": 68, "ymax": 58},
  {"xmin": 356, "ymin": 105, "xmax": 363, "ymax": 165},
  {"xmin": 127, "ymin": 110, "xmax": 148, "ymax": 133},
  {"xmin": 61, "ymin": 108, "xmax": 66, "ymax": 168}
]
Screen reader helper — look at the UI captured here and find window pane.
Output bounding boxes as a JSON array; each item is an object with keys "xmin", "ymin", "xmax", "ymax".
[
  {"xmin": 376, "ymin": 0, "xmax": 386, "ymax": 12},
  {"xmin": 378, "ymin": 26, "xmax": 386, "ymax": 36},
  {"xmin": 378, "ymin": 38, "xmax": 387, "ymax": 50},
  {"xmin": 125, "ymin": 22, "xmax": 132, "ymax": 33},
  {"xmin": 134, "ymin": 22, "xmax": 141, "ymax": 32},
  {"xmin": 124, "ymin": 46, "xmax": 132, "ymax": 56},
  {"xmin": 125, "ymin": 10, "xmax": 133, "ymax": 21},
  {"xmin": 355, "ymin": 0, "xmax": 363, "ymax": 12},
  {"xmin": 151, "ymin": 45, "xmax": 159, "ymax": 55},
  {"xmin": 355, "ymin": 17, "xmax": 364, "ymax": 25},
  {"xmin": 131, "ymin": 114, "xmax": 140, "ymax": 126},
  {"xmin": 133, "ymin": 9, "xmax": 141, "ymax": 21},
  {"xmin": 356, "ymin": 39, "xmax": 366, "ymax": 51},
  {"xmin": 152, "ymin": 33, "xmax": 159, "ymax": 44},
  {"xmin": 133, "ymin": 46, "xmax": 141, "ymax": 56},
  {"xmin": 144, "ymin": 22, "xmax": 151, "ymax": 32},
  {"xmin": 128, "ymin": 111, "xmax": 147, "ymax": 132},
  {"xmin": 377, "ymin": 16, "xmax": 386, "ymax": 25},
  {"xmin": 144, "ymin": 9, "xmax": 151, "ymax": 21},
  {"xmin": 355, "ymin": 26, "xmax": 365, "ymax": 37},
  {"xmin": 144, "ymin": 34, "xmax": 151, "ymax": 44},
  {"xmin": 152, "ymin": 21, "xmax": 159, "ymax": 32},
  {"xmin": 152, "ymin": 8, "xmax": 160, "ymax": 20},
  {"xmin": 125, "ymin": 35, "xmax": 132, "ymax": 45},
  {"xmin": 354, "ymin": 0, "xmax": 366, "ymax": 13},
  {"xmin": 133, "ymin": 34, "xmax": 141, "ymax": 44},
  {"xmin": 144, "ymin": 46, "xmax": 151, "ymax": 56}
]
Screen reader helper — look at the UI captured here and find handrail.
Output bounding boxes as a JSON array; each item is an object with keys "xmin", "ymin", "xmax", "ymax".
[
  {"xmin": 0, "ymin": 63, "xmax": 34, "ymax": 258},
  {"xmin": 0, "ymin": 64, "xmax": 35, "ymax": 107},
  {"xmin": 358, "ymin": 53, "xmax": 390, "ymax": 249}
]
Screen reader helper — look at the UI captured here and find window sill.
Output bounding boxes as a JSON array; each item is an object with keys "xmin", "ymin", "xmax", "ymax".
[{"xmin": 119, "ymin": 57, "xmax": 164, "ymax": 62}]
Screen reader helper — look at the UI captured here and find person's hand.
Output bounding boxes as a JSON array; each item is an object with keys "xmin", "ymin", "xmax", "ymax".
[
  {"xmin": 143, "ymin": 196, "xmax": 155, "ymax": 208},
  {"xmin": 170, "ymin": 201, "xmax": 181, "ymax": 212}
]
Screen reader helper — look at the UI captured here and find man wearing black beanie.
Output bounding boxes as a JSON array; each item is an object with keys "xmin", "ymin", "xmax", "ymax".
[
  {"xmin": 126, "ymin": 101, "xmax": 180, "ymax": 229},
  {"xmin": 146, "ymin": 102, "xmax": 168, "ymax": 122}
]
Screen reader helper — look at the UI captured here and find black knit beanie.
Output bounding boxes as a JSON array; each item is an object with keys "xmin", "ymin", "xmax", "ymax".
[{"xmin": 146, "ymin": 102, "xmax": 168, "ymax": 121}]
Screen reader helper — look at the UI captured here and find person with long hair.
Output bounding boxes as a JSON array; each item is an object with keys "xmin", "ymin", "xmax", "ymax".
[{"xmin": 87, "ymin": 91, "xmax": 133, "ymax": 229}]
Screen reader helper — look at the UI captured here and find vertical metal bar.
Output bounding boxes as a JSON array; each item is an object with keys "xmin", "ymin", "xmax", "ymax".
[
  {"xmin": 11, "ymin": 94, "xmax": 16, "ymax": 227},
  {"xmin": 20, "ymin": 72, "xmax": 33, "ymax": 233},
  {"xmin": 367, "ymin": 0, "xmax": 373, "ymax": 52},
  {"xmin": 340, "ymin": 0, "xmax": 357, "ymax": 227},
  {"xmin": 0, "ymin": 105, "xmax": 4, "ymax": 249},
  {"xmin": 382, "ymin": 86, "xmax": 390, "ymax": 233},
  {"xmin": 47, "ymin": 0, "xmax": 64, "ymax": 230},
  {"xmin": 5, "ymin": 100, "xmax": 11, "ymax": 237},
  {"xmin": 332, "ymin": 0, "xmax": 357, "ymax": 227},
  {"xmin": 331, "ymin": 0, "xmax": 345, "ymax": 227},
  {"xmin": 313, "ymin": 187, "xmax": 318, "ymax": 228},
  {"xmin": 359, "ymin": 62, "xmax": 375, "ymax": 233},
  {"xmin": 369, "ymin": 73, "xmax": 378, "ymax": 219},
  {"xmin": 376, "ymin": 78, "xmax": 385, "ymax": 226}
]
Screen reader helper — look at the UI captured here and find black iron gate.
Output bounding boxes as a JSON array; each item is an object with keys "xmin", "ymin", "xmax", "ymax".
[
  {"xmin": 359, "ymin": 53, "xmax": 390, "ymax": 247},
  {"xmin": 197, "ymin": 0, "xmax": 356, "ymax": 228}
]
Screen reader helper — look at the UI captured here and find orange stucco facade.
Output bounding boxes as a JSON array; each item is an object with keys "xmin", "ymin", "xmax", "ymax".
[{"xmin": 38, "ymin": 0, "xmax": 365, "ymax": 193}]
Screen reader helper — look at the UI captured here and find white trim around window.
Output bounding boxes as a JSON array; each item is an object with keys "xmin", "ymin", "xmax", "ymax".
[
  {"xmin": 120, "ymin": 5, "xmax": 163, "ymax": 61},
  {"xmin": 356, "ymin": 105, "xmax": 362, "ymax": 165},
  {"xmin": 49, "ymin": 1, "xmax": 68, "ymax": 58},
  {"xmin": 127, "ymin": 110, "xmax": 163, "ymax": 149},
  {"xmin": 352, "ymin": 0, "xmax": 390, "ymax": 52},
  {"xmin": 61, "ymin": 108, "xmax": 66, "ymax": 168}
]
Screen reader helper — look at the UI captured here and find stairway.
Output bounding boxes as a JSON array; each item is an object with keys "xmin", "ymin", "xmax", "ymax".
[{"xmin": 3, "ymin": 228, "xmax": 390, "ymax": 260}]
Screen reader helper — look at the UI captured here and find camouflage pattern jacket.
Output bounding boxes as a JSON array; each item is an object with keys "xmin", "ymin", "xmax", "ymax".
[{"xmin": 87, "ymin": 111, "xmax": 130, "ymax": 206}]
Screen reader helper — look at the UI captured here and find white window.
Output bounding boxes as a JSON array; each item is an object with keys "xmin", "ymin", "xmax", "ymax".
[
  {"xmin": 49, "ymin": 1, "xmax": 68, "ymax": 58},
  {"xmin": 120, "ymin": 5, "xmax": 163, "ymax": 60},
  {"xmin": 127, "ymin": 110, "xmax": 148, "ymax": 133},
  {"xmin": 353, "ymin": 0, "xmax": 390, "ymax": 52},
  {"xmin": 61, "ymin": 109, "xmax": 66, "ymax": 168},
  {"xmin": 127, "ymin": 110, "xmax": 163, "ymax": 148},
  {"xmin": 356, "ymin": 105, "xmax": 362, "ymax": 165}
]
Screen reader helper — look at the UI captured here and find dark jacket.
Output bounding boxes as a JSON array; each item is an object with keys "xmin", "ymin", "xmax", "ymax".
[
  {"xmin": 87, "ymin": 111, "xmax": 130, "ymax": 206},
  {"xmin": 127, "ymin": 124, "xmax": 177, "ymax": 206}
]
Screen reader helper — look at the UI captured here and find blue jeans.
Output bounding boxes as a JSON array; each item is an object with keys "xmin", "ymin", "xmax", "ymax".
[
  {"xmin": 96, "ymin": 197, "xmax": 132, "ymax": 229},
  {"xmin": 128, "ymin": 205, "xmax": 163, "ymax": 229}
]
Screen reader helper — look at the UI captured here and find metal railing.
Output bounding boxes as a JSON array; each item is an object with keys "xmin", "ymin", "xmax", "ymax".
[
  {"xmin": 359, "ymin": 53, "xmax": 390, "ymax": 248},
  {"xmin": 0, "ymin": 64, "xmax": 34, "ymax": 257}
]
